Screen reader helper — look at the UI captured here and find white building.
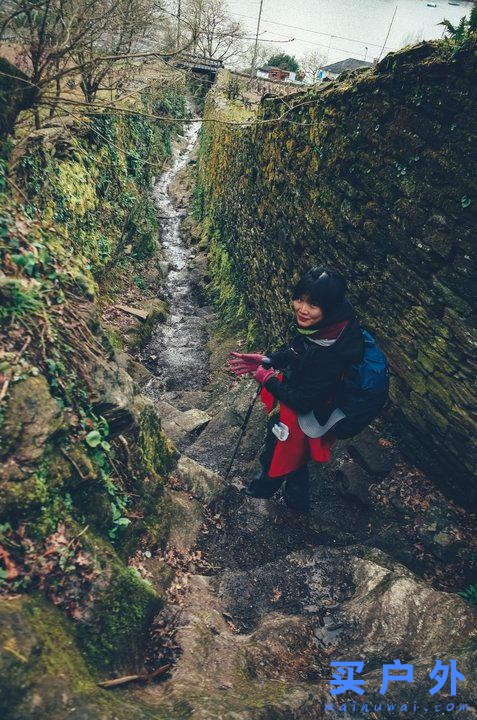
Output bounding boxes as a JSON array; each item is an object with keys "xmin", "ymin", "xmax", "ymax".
[{"xmin": 317, "ymin": 58, "xmax": 373, "ymax": 82}]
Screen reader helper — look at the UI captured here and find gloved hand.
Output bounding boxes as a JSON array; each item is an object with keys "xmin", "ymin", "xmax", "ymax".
[
  {"xmin": 228, "ymin": 352, "xmax": 266, "ymax": 376},
  {"xmin": 252, "ymin": 365, "xmax": 276, "ymax": 385}
]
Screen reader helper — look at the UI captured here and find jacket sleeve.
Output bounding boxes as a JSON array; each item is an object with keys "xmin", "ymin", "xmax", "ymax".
[
  {"xmin": 264, "ymin": 325, "xmax": 298, "ymax": 369},
  {"xmin": 263, "ymin": 327, "xmax": 363, "ymax": 416},
  {"xmin": 266, "ymin": 346, "xmax": 300, "ymax": 370},
  {"xmin": 263, "ymin": 358, "xmax": 339, "ymax": 414}
]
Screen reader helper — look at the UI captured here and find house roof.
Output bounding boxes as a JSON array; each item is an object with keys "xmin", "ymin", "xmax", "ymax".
[
  {"xmin": 319, "ymin": 58, "xmax": 372, "ymax": 73},
  {"xmin": 258, "ymin": 65, "xmax": 291, "ymax": 73}
]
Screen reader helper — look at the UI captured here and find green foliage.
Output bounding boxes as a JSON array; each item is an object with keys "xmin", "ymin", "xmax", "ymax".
[
  {"xmin": 133, "ymin": 274, "xmax": 148, "ymax": 290},
  {"xmin": 0, "ymin": 78, "xmax": 183, "ymax": 688},
  {"xmin": 18, "ymin": 146, "xmax": 48, "ymax": 200},
  {"xmin": 79, "ymin": 412, "xmax": 130, "ymax": 541},
  {"xmin": 0, "ymin": 278, "xmax": 44, "ymax": 322},
  {"xmin": 193, "ymin": 181, "xmax": 205, "ymax": 221},
  {"xmin": 267, "ymin": 53, "xmax": 299, "ymax": 72},
  {"xmin": 75, "ymin": 562, "xmax": 160, "ymax": 670},
  {"xmin": 151, "ymin": 87, "xmax": 188, "ymax": 120},
  {"xmin": 0, "ymin": 154, "xmax": 7, "ymax": 194},
  {"xmin": 439, "ymin": 3, "xmax": 477, "ymax": 55},
  {"xmin": 226, "ymin": 75, "xmax": 240, "ymax": 100},
  {"xmin": 459, "ymin": 583, "xmax": 477, "ymax": 605}
]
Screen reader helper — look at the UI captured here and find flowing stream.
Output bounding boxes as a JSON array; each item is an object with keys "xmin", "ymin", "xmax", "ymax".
[{"xmin": 141, "ymin": 116, "xmax": 211, "ymax": 401}]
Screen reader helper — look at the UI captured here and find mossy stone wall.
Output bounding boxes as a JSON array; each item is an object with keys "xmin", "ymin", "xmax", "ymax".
[
  {"xmin": 0, "ymin": 75, "xmax": 187, "ymax": 701},
  {"xmin": 197, "ymin": 41, "xmax": 477, "ymax": 500}
]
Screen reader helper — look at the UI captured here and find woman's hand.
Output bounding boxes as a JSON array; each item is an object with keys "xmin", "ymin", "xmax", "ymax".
[{"xmin": 228, "ymin": 352, "xmax": 266, "ymax": 376}]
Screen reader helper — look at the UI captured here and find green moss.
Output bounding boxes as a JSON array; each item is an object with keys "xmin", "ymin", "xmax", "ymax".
[
  {"xmin": 0, "ymin": 78, "xmax": 191, "ymax": 711},
  {"xmin": 0, "ymin": 595, "xmax": 97, "ymax": 717},
  {"xmin": 104, "ymin": 325, "xmax": 125, "ymax": 351},
  {"xmin": 75, "ymin": 561, "xmax": 160, "ymax": 671},
  {"xmin": 138, "ymin": 399, "xmax": 175, "ymax": 479},
  {"xmin": 0, "ymin": 595, "xmax": 185, "ymax": 720},
  {"xmin": 135, "ymin": 300, "xmax": 169, "ymax": 348}
]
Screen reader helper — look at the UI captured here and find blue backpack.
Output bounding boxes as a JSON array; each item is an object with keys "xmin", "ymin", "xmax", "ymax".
[{"xmin": 332, "ymin": 326, "xmax": 390, "ymax": 438}]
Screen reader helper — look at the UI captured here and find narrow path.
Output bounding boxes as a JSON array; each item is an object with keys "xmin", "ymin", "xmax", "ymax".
[{"xmin": 127, "ymin": 115, "xmax": 477, "ymax": 720}]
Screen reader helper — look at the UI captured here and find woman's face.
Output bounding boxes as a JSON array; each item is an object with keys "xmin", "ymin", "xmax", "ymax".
[{"xmin": 292, "ymin": 295, "xmax": 324, "ymax": 327}]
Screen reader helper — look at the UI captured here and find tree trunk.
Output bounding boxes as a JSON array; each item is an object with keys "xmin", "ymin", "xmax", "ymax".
[{"xmin": 49, "ymin": 60, "xmax": 61, "ymax": 118}]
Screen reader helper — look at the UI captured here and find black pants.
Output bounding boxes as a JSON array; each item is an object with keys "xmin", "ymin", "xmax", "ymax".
[{"xmin": 248, "ymin": 416, "xmax": 310, "ymax": 511}]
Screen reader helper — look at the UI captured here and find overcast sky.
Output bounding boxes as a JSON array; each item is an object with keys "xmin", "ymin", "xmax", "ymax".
[{"xmin": 229, "ymin": 0, "xmax": 472, "ymax": 65}]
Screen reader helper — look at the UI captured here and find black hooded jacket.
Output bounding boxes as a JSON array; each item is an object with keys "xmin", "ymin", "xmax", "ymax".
[{"xmin": 263, "ymin": 298, "xmax": 364, "ymax": 423}]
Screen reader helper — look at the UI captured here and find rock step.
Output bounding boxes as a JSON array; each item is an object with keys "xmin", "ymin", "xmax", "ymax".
[
  {"xmin": 156, "ymin": 400, "xmax": 211, "ymax": 451},
  {"xmin": 175, "ymin": 454, "xmax": 223, "ymax": 504}
]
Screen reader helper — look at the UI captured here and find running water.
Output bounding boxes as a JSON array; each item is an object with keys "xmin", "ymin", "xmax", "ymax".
[{"xmin": 141, "ymin": 115, "xmax": 212, "ymax": 401}]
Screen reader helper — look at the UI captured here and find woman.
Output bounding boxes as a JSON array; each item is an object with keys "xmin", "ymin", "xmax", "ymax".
[{"xmin": 228, "ymin": 267, "xmax": 364, "ymax": 513}]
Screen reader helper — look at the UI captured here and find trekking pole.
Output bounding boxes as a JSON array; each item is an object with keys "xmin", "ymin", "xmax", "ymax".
[{"xmin": 223, "ymin": 385, "xmax": 262, "ymax": 482}]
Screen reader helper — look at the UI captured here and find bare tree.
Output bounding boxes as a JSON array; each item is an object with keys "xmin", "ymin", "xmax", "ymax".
[
  {"xmin": 0, "ymin": 0, "xmax": 181, "ymax": 128},
  {"xmin": 72, "ymin": 0, "xmax": 168, "ymax": 105},
  {"xmin": 238, "ymin": 39, "xmax": 269, "ymax": 73},
  {"xmin": 0, "ymin": 0, "xmax": 125, "ymax": 127},
  {"xmin": 181, "ymin": 0, "xmax": 245, "ymax": 63},
  {"xmin": 299, "ymin": 49, "xmax": 329, "ymax": 83}
]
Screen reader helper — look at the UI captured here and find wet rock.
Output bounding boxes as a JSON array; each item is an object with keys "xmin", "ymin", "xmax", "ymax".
[
  {"xmin": 156, "ymin": 400, "xmax": 211, "ymax": 450},
  {"xmin": 346, "ymin": 426, "xmax": 397, "ymax": 476},
  {"xmin": 89, "ymin": 358, "xmax": 136, "ymax": 433},
  {"xmin": 172, "ymin": 389, "xmax": 212, "ymax": 411},
  {"xmin": 246, "ymin": 613, "xmax": 322, "ymax": 685},
  {"xmin": 186, "ymin": 407, "xmax": 242, "ymax": 473},
  {"xmin": 330, "ymin": 547, "xmax": 477, "ymax": 661},
  {"xmin": 158, "ymin": 261, "xmax": 170, "ymax": 276},
  {"xmin": 115, "ymin": 352, "xmax": 153, "ymax": 386},
  {"xmin": 0, "ymin": 375, "xmax": 64, "ymax": 464},
  {"xmin": 176, "ymin": 455, "xmax": 223, "ymax": 503},
  {"xmin": 215, "ymin": 557, "xmax": 310, "ymax": 633},
  {"xmin": 333, "ymin": 453, "xmax": 371, "ymax": 503},
  {"xmin": 166, "ymin": 488, "xmax": 204, "ymax": 551},
  {"xmin": 125, "ymin": 359, "xmax": 153, "ymax": 386},
  {"xmin": 136, "ymin": 300, "xmax": 169, "ymax": 348},
  {"xmin": 159, "ymin": 573, "xmax": 327, "ymax": 720}
]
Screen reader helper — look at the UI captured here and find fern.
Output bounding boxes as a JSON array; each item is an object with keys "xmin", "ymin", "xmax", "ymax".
[
  {"xmin": 459, "ymin": 583, "xmax": 477, "ymax": 606},
  {"xmin": 470, "ymin": 1, "xmax": 477, "ymax": 31},
  {"xmin": 439, "ymin": 3, "xmax": 476, "ymax": 57}
]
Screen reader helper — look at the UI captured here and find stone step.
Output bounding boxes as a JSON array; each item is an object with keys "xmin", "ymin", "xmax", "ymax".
[
  {"xmin": 156, "ymin": 400, "xmax": 211, "ymax": 450},
  {"xmin": 175, "ymin": 454, "xmax": 223, "ymax": 503}
]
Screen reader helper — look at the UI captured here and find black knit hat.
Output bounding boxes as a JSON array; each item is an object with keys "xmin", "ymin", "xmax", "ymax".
[{"xmin": 292, "ymin": 267, "xmax": 347, "ymax": 315}]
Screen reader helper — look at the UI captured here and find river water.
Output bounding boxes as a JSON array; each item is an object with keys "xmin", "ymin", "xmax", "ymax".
[
  {"xmin": 229, "ymin": 0, "xmax": 472, "ymax": 66},
  {"xmin": 141, "ymin": 117, "xmax": 212, "ymax": 400}
]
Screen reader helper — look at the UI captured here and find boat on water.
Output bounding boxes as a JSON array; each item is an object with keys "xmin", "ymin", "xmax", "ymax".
[
  {"xmin": 448, "ymin": 1, "xmax": 459, "ymax": 5},
  {"xmin": 427, "ymin": 2, "xmax": 437, "ymax": 6}
]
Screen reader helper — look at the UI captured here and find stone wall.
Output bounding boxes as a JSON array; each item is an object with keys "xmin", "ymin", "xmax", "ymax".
[{"xmin": 196, "ymin": 40, "xmax": 477, "ymax": 501}]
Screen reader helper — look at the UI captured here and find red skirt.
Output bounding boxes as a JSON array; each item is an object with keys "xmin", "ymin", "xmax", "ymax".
[{"xmin": 259, "ymin": 375, "xmax": 335, "ymax": 478}]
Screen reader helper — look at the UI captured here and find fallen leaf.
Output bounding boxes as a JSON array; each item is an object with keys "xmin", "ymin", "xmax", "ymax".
[{"xmin": 0, "ymin": 545, "xmax": 20, "ymax": 580}]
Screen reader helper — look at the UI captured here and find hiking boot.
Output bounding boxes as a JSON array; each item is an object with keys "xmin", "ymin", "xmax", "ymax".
[
  {"xmin": 282, "ymin": 465, "xmax": 310, "ymax": 512},
  {"xmin": 244, "ymin": 471, "xmax": 282, "ymax": 499}
]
